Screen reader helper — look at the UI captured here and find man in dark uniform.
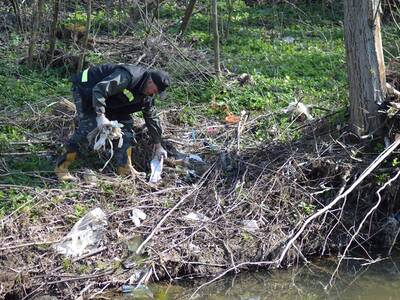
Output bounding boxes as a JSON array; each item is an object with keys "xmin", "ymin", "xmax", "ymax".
[{"xmin": 55, "ymin": 63, "xmax": 170, "ymax": 181}]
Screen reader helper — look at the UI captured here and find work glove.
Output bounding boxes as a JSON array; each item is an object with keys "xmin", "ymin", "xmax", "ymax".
[
  {"xmin": 96, "ymin": 114, "xmax": 111, "ymax": 129},
  {"xmin": 153, "ymin": 144, "xmax": 167, "ymax": 160}
]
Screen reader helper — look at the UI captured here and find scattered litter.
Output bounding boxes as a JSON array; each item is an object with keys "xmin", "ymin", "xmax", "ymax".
[
  {"xmin": 384, "ymin": 136, "xmax": 391, "ymax": 149},
  {"xmin": 54, "ymin": 208, "xmax": 107, "ymax": 257},
  {"xmin": 203, "ymin": 140, "xmax": 217, "ymax": 150},
  {"xmin": 121, "ymin": 284, "xmax": 134, "ymax": 293},
  {"xmin": 128, "ymin": 270, "xmax": 143, "ymax": 283},
  {"xmin": 121, "ymin": 284, "xmax": 153, "ymax": 298},
  {"xmin": 282, "ymin": 36, "xmax": 295, "ymax": 43},
  {"xmin": 87, "ymin": 121, "xmax": 125, "ymax": 171},
  {"xmin": 191, "ymin": 128, "xmax": 196, "ymax": 141},
  {"xmin": 183, "ymin": 212, "xmax": 210, "ymax": 222},
  {"xmin": 188, "ymin": 154, "xmax": 203, "ymax": 163},
  {"xmin": 394, "ymin": 211, "xmax": 400, "ymax": 221},
  {"xmin": 238, "ymin": 73, "xmax": 254, "ymax": 85},
  {"xmin": 149, "ymin": 156, "xmax": 164, "ymax": 183},
  {"xmin": 188, "ymin": 243, "xmax": 201, "ymax": 253},
  {"xmin": 283, "ymin": 101, "xmax": 314, "ymax": 121},
  {"xmin": 122, "ymin": 258, "xmax": 136, "ymax": 269},
  {"xmin": 91, "ymin": 121, "xmax": 124, "ymax": 151},
  {"xmin": 225, "ymin": 113, "xmax": 241, "ymax": 124},
  {"xmin": 207, "ymin": 126, "xmax": 221, "ymax": 136},
  {"xmin": 130, "ymin": 208, "xmax": 147, "ymax": 227},
  {"xmin": 242, "ymin": 220, "xmax": 259, "ymax": 232}
]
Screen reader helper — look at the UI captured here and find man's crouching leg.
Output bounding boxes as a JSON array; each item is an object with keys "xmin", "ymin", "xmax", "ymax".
[
  {"xmin": 116, "ymin": 146, "xmax": 135, "ymax": 176},
  {"xmin": 55, "ymin": 150, "xmax": 77, "ymax": 181},
  {"xmin": 116, "ymin": 147, "xmax": 144, "ymax": 176},
  {"xmin": 115, "ymin": 128, "xmax": 142, "ymax": 177}
]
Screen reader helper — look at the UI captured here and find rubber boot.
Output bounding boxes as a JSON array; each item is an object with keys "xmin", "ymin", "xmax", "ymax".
[
  {"xmin": 55, "ymin": 152, "xmax": 77, "ymax": 181},
  {"xmin": 116, "ymin": 147, "xmax": 146, "ymax": 177},
  {"xmin": 117, "ymin": 147, "xmax": 135, "ymax": 176}
]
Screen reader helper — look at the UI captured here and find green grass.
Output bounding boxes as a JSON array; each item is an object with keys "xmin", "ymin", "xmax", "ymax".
[
  {"xmin": 0, "ymin": 51, "xmax": 70, "ymax": 108},
  {"xmin": 0, "ymin": 188, "xmax": 35, "ymax": 218},
  {"xmin": 182, "ymin": 1, "xmax": 347, "ymax": 114}
]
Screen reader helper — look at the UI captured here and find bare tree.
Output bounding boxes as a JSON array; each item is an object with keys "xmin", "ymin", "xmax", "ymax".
[
  {"xmin": 77, "ymin": 0, "xmax": 92, "ymax": 73},
  {"xmin": 179, "ymin": 0, "xmax": 197, "ymax": 36},
  {"xmin": 225, "ymin": 0, "xmax": 233, "ymax": 39},
  {"xmin": 344, "ymin": 0, "xmax": 386, "ymax": 137},
  {"xmin": 10, "ymin": 0, "xmax": 24, "ymax": 32},
  {"xmin": 48, "ymin": 0, "xmax": 61, "ymax": 66},
  {"xmin": 27, "ymin": 0, "xmax": 43, "ymax": 69},
  {"xmin": 211, "ymin": 0, "xmax": 221, "ymax": 76}
]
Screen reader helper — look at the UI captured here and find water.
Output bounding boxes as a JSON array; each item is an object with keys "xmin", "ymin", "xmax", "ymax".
[{"xmin": 112, "ymin": 251, "xmax": 400, "ymax": 300}]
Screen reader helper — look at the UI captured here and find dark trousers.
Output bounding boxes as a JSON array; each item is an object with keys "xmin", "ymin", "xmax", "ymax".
[{"xmin": 60, "ymin": 86, "xmax": 135, "ymax": 168}]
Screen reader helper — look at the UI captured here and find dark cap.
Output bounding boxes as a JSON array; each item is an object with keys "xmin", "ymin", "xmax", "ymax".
[{"xmin": 150, "ymin": 70, "xmax": 170, "ymax": 99}]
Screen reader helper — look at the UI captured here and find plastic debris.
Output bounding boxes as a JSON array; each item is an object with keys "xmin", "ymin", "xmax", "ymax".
[
  {"xmin": 149, "ymin": 156, "xmax": 164, "ymax": 183},
  {"xmin": 282, "ymin": 36, "xmax": 295, "ymax": 43},
  {"xmin": 191, "ymin": 128, "xmax": 196, "ymax": 141},
  {"xmin": 225, "ymin": 113, "xmax": 241, "ymax": 124},
  {"xmin": 188, "ymin": 243, "xmax": 201, "ymax": 253},
  {"xmin": 54, "ymin": 207, "xmax": 107, "ymax": 257},
  {"xmin": 242, "ymin": 220, "xmax": 259, "ymax": 232},
  {"xmin": 87, "ymin": 121, "xmax": 125, "ymax": 171},
  {"xmin": 129, "ymin": 269, "xmax": 143, "ymax": 283},
  {"xmin": 203, "ymin": 140, "xmax": 217, "ymax": 150},
  {"xmin": 121, "ymin": 284, "xmax": 134, "ymax": 293},
  {"xmin": 283, "ymin": 101, "xmax": 314, "ymax": 121},
  {"xmin": 130, "ymin": 208, "xmax": 147, "ymax": 227},
  {"xmin": 207, "ymin": 126, "xmax": 221, "ymax": 136},
  {"xmin": 91, "ymin": 121, "xmax": 124, "ymax": 151},
  {"xmin": 121, "ymin": 284, "xmax": 154, "ymax": 298},
  {"xmin": 188, "ymin": 154, "xmax": 203, "ymax": 163},
  {"xmin": 238, "ymin": 73, "xmax": 254, "ymax": 85},
  {"xmin": 183, "ymin": 212, "xmax": 210, "ymax": 222}
]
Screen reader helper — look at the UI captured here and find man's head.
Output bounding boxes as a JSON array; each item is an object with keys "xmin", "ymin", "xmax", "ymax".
[{"xmin": 143, "ymin": 70, "xmax": 171, "ymax": 98}]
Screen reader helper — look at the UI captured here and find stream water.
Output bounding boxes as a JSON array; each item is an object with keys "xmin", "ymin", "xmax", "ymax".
[{"xmin": 112, "ymin": 250, "xmax": 400, "ymax": 300}]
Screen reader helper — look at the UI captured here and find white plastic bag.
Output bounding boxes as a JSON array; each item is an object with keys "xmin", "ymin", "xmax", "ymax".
[
  {"xmin": 149, "ymin": 156, "xmax": 164, "ymax": 183},
  {"xmin": 54, "ymin": 207, "xmax": 107, "ymax": 257}
]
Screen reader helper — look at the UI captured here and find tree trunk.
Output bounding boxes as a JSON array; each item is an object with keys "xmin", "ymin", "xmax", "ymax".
[
  {"xmin": 48, "ymin": 0, "xmax": 61, "ymax": 66},
  {"xmin": 10, "ymin": 0, "xmax": 24, "ymax": 32},
  {"xmin": 27, "ymin": 0, "xmax": 43, "ymax": 69},
  {"xmin": 344, "ymin": 0, "xmax": 386, "ymax": 137},
  {"xmin": 211, "ymin": 0, "xmax": 221, "ymax": 76},
  {"xmin": 225, "ymin": 0, "xmax": 233, "ymax": 39},
  {"xmin": 179, "ymin": 0, "xmax": 196, "ymax": 36},
  {"xmin": 77, "ymin": 0, "xmax": 92, "ymax": 73}
]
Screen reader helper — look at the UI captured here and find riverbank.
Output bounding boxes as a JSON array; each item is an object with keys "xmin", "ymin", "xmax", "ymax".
[{"xmin": 2, "ymin": 96, "xmax": 400, "ymax": 299}]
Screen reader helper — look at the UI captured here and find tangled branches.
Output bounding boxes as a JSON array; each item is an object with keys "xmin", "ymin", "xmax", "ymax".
[{"xmin": 1, "ymin": 98, "xmax": 400, "ymax": 299}]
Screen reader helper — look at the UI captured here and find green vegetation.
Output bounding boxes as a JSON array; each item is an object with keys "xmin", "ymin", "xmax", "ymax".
[
  {"xmin": 0, "ymin": 0, "xmax": 398, "ymax": 221},
  {"xmin": 166, "ymin": 1, "xmax": 348, "ymax": 116},
  {"xmin": 0, "ymin": 52, "xmax": 70, "ymax": 108}
]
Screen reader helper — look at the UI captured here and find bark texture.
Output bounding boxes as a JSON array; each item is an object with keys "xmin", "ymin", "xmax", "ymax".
[
  {"xmin": 77, "ymin": 0, "xmax": 92, "ymax": 73},
  {"xmin": 27, "ymin": 0, "xmax": 43, "ymax": 68},
  {"xmin": 179, "ymin": 0, "xmax": 196, "ymax": 36},
  {"xmin": 344, "ymin": 0, "xmax": 386, "ymax": 137},
  {"xmin": 48, "ymin": 0, "xmax": 61, "ymax": 66},
  {"xmin": 211, "ymin": 0, "xmax": 221, "ymax": 76}
]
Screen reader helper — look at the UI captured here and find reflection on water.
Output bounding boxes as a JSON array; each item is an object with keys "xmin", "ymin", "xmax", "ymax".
[{"xmin": 113, "ymin": 251, "xmax": 400, "ymax": 300}]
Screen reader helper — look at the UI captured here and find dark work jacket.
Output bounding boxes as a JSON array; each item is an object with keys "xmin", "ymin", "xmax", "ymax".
[{"xmin": 71, "ymin": 64, "xmax": 162, "ymax": 143}]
